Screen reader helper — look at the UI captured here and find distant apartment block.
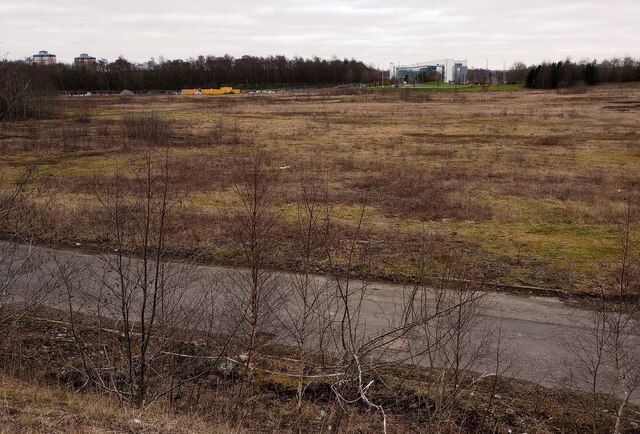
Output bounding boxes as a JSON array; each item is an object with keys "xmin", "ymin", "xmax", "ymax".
[
  {"xmin": 32, "ymin": 50, "xmax": 57, "ymax": 65},
  {"xmin": 74, "ymin": 53, "xmax": 97, "ymax": 67}
]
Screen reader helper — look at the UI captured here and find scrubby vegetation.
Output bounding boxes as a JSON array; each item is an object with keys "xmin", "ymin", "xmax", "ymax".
[
  {"xmin": 1, "ymin": 84, "xmax": 640, "ymax": 433},
  {"xmin": 0, "ymin": 304, "xmax": 636, "ymax": 433},
  {"xmin": 2, "ymin": 86, "xmax": 640, "ymax": 292}
]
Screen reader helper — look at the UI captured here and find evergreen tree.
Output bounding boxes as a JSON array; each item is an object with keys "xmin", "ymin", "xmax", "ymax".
[
  {"xmin": 584, "ymin": 63, "xmax": 599, "ymax": 85},
  {"xmin": 525, "ymin": 67, "xmax": 538, "ymax": 88},
  {"xmin": 550, "ymin": 61, "xmax": 564, "ymax": 88}
]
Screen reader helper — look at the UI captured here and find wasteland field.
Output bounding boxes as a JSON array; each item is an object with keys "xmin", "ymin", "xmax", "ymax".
[{"xmin": 2, "ymin": 84, "xmax": 640, "ymax": 294}]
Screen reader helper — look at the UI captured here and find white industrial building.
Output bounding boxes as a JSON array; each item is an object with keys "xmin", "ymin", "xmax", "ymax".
[
  {"xmin": 391, "ymin": 59, "xmax": 468, "ymax": 84},
  {"xmin": 31, "ymin": 50, "xmax": 57, "ymax": 65}
]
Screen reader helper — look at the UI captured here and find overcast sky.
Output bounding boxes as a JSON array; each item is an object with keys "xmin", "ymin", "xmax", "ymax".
[{"xmin": 1, "ymin": 0, "xmax": 638, "ymax": 69}]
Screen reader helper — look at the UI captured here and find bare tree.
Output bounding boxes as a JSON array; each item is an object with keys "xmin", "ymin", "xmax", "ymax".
[
  {"xmin": 278, "ymin": 166, "xmax": 333, "ymax": 409},
  {"xmin": 55, "ymin": 248, "xmax": 226, "ymax": 408},
  {"xmin": 317, "ymin": 194, "xmax": 374, "ymax": 430},
  {"xmin": 225, "ymin": 150, "xmax": 284, "ymax": 401},
  {"xmin": 601, "ymin": 200, "xmax": 640, "ymax": 433},
  {"xmin": 563, "ymin": 307, "xmax": 612, "ymax": 433},
  {"xmin": 270, "ymin": 184, "xmax": 505, "ymax": 433},
  {"xmin": 0, "ymin": 161, "xmax": 53, "ymax": 345},
  {"xmin": 59, "ymin": 144, "xmax": 207, "ymax": 407},
  {"xmin": 0, "ymin": 60, "xmax": 51, "ymax": 138},
  {"xmin": 309, "ymin": 203, "xmax": 449, "ymax": 432},
  {"xmin": 400, "ymin": 238, "xmax": 498, "ymax": 431},
  {"xmin": 564, "ymin": 200, "xmax": 640, "ymax": 433},
  {"xmin": 607, "ymin": 302, "xmax": 640, "ymax": 434},
  {"xmin": 596, "ymin": 201, "xmax": 640, "ymax": 298}
]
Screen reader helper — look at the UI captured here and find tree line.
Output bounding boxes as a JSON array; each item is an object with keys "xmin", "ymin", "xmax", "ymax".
[
  {"xmin": 523, "ymin": 57, "xmax": 640, "ymax": 89},
  {"xmin": 7, "ymin": 55, "xmax": 380, "ymax": 92},
  {"xmin": 5, "ymin": 54, "xmax": 640, "ymax": 95}
]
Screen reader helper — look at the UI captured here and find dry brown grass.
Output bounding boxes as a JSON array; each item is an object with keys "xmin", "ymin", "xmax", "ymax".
[
  {"xmin": 0, "ymin": 376, "xmax": 237, "ymax": 433},
  {"xmin": 1, "ymin": 310, "xmax": 637, "ymax": 434},
  {"xmin": 2, "ymin": 85, "xmax": 640, "ymax": 291}
]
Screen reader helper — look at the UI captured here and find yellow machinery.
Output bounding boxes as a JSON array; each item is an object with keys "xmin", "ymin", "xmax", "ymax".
[
  {"xmin": 202, "ymin": 88, "xmax": 225, "ymax": 95},
  {"xmin": 198, "ymin": 87, "xmax": 241, "ymax": 95}
]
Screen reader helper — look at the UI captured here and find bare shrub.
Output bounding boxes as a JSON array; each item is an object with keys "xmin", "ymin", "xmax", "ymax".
[
  {"xmin": 399, "ymin": 237, "xmax": 509, "ymax": 431},
  {"xmin": 563, "ymin": 302, "xmax": 640, "ymax": 434},
  {"xmin": 54, "ymin": 122, "xmax": 91, "ymax": 151},
  {"xmin": 0, "ymin": 162, "xmax": 53, "ymax": 348},
  {"xmin": 353, "ymin": 163, "xmax": 493, "ymax": 221},
  {"xmin": 76, "ymin": 112, "xmax": 91, "ymax": 124},
  {"xmin": 96, "ymin": 120, "xmax": 117, "ymax": 147},
  {"xmin": 594, "ymin": 202, "xmax": 640, "ymax": 297},
  {"xmin": 210, "ymin": 119, "xmax": 226, "ymax": 145},
  {"xmin": 308, "ymin": 202, "xmax": 505, "ymax": 433},
  {"xmin": 557, "ymin": 81, "xmax": 588, "ymax": 95},
  {"xmin": 55, "ymin": 145, "xmax": 222, "ymax": 407},
  {"xmin": 399, "ymin": 89, "xmax": 433, "ymax": 103},
  {"xmin": 278, "ymin": 165, "xmax": 333, "ymax": 408},
  {"xmin": 562, "ymin": 203, "xmax": 640, "ymax": 433},
  {"xmin": 538, "ymin": 135, "xmax": 565, "ymax": 147},
  {"xmin": 415, "ymin": 147, "xmax": 458, "ymax": 159},
  {"xmin": 122, "ymin": 113, "xmax": 172, "ymax": 142},
  {"xmin": 451, "ymin": 92, "xmax": 469, "ymax": 104}
]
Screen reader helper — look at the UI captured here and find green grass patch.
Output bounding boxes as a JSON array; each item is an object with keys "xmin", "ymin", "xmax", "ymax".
[{"xmin": 372, "ymin": 84, "xmax": 524, "ymax": 92}]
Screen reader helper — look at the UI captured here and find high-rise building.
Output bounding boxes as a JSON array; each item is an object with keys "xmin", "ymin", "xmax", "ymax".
[
  {"xmin": 32, "ymin": 50, "xmax": 57, "ymax": 65},
  {"xmin": 74, "ymin": 53, "xmax": 97, "ymax": 67}
]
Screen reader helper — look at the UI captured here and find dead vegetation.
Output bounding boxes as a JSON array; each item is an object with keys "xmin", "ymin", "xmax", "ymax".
[
  {"xmin": 122, "ymin": 113, "xmax": 173, "ymax": 143},
  {"xmin": 2, "ymin": 85, "xmax": 640, "ymax": 293},
  {"xmin": 1, "ymin": 117, "xmax": 640, "ymax": 431},
  {"xmin": 0, "ymin": 304, "xmax": 638, "ymax": 433}
]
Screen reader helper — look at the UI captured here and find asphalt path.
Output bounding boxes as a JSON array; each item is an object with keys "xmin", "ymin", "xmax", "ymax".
[{"xmin": 2, "ymin": 242, "xmax": 639, "ymax": 404}]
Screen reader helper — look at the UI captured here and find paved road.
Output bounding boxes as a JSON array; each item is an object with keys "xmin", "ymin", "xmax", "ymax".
[{"xmin": 2, "ymin": 242, "xmax": 639, "ymax": 403}]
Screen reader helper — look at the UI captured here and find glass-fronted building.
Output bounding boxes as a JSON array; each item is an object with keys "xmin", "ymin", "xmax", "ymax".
[{"xmin": 391, "ymin": 59, "xmax": 468, "ymax": 84}]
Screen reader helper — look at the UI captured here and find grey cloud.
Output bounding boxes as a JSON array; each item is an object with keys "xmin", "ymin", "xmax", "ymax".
[{"xmin": 1, "ymin": 0, "xmax": 638, "ymax": 69}]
